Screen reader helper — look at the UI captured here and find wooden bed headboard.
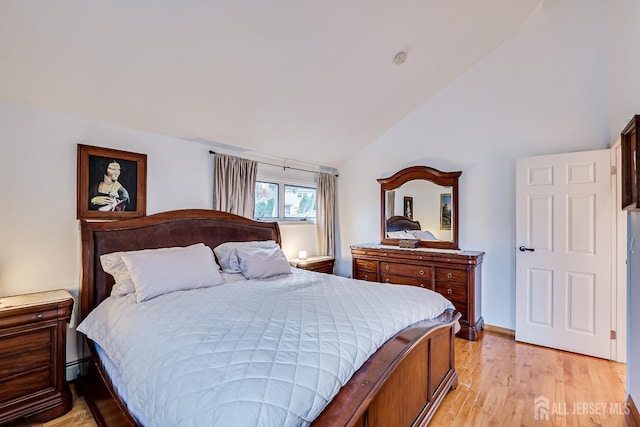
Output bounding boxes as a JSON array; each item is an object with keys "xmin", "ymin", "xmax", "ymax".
[
  {"xmin": 79, "ymin": 209, "xmax": 281, "ymax": 320},
  {"xmin": 386, "ymin": 215, "xmax": 421, "ymax": 232}
]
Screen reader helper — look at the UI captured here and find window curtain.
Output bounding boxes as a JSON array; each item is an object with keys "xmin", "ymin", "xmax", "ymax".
[
  {"xmin": 316, "ymin": 173, "xmax": 336, "ymax": 257},
  {"xmin": 213, "ymin": 153, "xmax": 258, "ymax": 218}
]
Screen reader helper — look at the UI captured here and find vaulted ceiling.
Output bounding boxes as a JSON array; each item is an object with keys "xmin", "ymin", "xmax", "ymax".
[{"xmin": 0, "ymin": 0, "xmax": 549, "ymax": 167}]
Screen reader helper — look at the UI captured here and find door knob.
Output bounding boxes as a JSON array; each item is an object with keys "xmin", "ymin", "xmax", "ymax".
[{"xmin": 519, "ymin": 246, "xmax": 535, "ymax": 252}]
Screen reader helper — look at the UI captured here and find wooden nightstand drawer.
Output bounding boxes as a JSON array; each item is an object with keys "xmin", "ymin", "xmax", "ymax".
[
  {"xmin": 0, "ymin": 368, "xmax": 52, "ymax": 404},
  {"xmin": 0, "ymin": 329, "xmax": 52, "ymax": 379},
  {"xmin": 0, "ymin": 328, "xmax": 51, "ymax": 355},
  {"xmin": 290, "ymin": 256, "xmax": 335, "ymax": 274}
]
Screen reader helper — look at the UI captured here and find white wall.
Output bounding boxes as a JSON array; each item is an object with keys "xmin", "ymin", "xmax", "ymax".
[
  {"xmin": 0, "ymin": 99, "xmax": 325, "ymax": 374},
  {"xmin": 608, "ymin": 0, "xmax": 640, "ymax": 406},
  {"xmin": 337, "ymin": 0, "xmax": 610, "ymax": 331},
  {"xmin": 0, "ymin": 100, "xmax": 216, "ymax": 373}
]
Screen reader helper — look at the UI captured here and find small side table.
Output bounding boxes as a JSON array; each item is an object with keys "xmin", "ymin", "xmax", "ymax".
[
  {"xmin": 289, "ymin": 256, "xmax": 335, "ymax": 274},
  {"xmin": 0, "ymin": 290, "xmax": 74, "ymax": 424}
]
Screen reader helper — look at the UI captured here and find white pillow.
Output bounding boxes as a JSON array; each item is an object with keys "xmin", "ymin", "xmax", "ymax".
[
  {"xmin": 236, "ymin": 246, "xmax": 292, "ymax": 279},
  {"xmin": 213, "ymin": 240, "xmax": 277, "ymax": 273},
  {"xmin": 101, "ymin": 243, "xmax": 206, "ymax": 296},
  {"xmin": 101, "ymin": 252, "xmax": 137, "ymax": 296},
  {"xmin": 386, "ymin": 230, "xmax": 417, "ymax": 239},
  {"xmin": 409, "ymin": 230, "xmax": 438, "ymax": 240},
  {"xmin": 121, "ymin": 244, "xmax": 224, "ymax": 303}
]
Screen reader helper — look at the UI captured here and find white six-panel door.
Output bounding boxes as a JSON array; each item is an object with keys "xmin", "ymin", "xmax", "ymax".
[{"xmin": 515, "ymin": 150, "xmax": 612, "ymax": 359}]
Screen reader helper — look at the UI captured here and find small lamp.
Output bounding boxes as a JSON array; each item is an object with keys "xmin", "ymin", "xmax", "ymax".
[{"xmin": 298, "ymin": 250, "xmax": 307, "ymax": 260}]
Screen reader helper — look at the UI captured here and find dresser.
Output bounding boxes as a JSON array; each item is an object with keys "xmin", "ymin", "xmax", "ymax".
[
  {"xmin": 0, "ymin": 290, "xmax": 74, "ymax": 424},
  {"xmin": 351, "ymin": 244, "xmax": 484, "ymax": 340},
  {"xmin": 289, "ymin": 256, "xmax": 335, "ymax": 274}
]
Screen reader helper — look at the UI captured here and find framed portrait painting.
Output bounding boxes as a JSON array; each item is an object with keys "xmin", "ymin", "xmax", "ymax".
[
  {"xmin": 440, "ymin": 193, "xmax": 452, "ymax": 230},
  {"xmin": 403, "ymin": 196, "xmax": 413, "ymax": 219},
  {"xmin": 77, "ymin": 144, "xmax": 147, "ymax": 220}
]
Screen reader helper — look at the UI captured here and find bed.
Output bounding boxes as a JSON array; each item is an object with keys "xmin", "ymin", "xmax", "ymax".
[
  {"xmin": 77, "ymin": 209, "xmax": 459, "ymax": 426},
  {"xmin": 385, "ymin": 216, "xmax": 438, "ymax": 241}
]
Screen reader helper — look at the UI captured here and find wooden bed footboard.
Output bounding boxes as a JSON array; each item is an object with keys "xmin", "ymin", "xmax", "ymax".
[{"xmin": 312, "ymin": 312, "xmax": 459, "ymax": 427}]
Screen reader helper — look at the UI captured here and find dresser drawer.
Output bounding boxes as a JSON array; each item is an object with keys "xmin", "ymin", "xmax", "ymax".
[
  {"xmin": 380, "ymin": 262, "xmax": 431, "ymax": 280},
  {"xmin": 355, "ymin": 259, "xmax": 378, "ymax": 272},
  {"xmin": 450, "ymin": 299, "xmax": 468, "ymax": 322},
  {"xmin": 381, "ymin": 274, "xmax": 430, "ymax": 289},
  {"xmin": 0, "ymin": 367, "xmax": 52, "ymax": 404},
  {"xmin": 355, "ymin": 270, "xmax": 378, "ymax": 282},
  {"xmin": 435, "ymin": 283, "xmax": 467, "ymax": 301},
  {"xmin": 434, "ymin": 268, "xmax": 468, "ymax": 284}
]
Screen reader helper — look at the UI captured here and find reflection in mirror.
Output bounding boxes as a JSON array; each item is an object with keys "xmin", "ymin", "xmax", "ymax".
[
  {"xmin": 378, "ymin": 166, "xmax": 460, "ymax": 250},
  {"xmin": 384, "ymin": 181, "xmax": 453, "ymax": 242}
]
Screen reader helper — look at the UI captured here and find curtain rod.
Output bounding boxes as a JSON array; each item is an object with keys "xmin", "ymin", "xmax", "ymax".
[{"xmin": 209, "ymin": 150, "xmax": 338, "ymax": 177}]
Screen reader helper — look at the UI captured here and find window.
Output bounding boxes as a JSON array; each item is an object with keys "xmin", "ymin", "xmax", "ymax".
[
  {"xmin": 284, "ymin": 185, "xmax": 316, "ymax": 219},
  {"xmin": 254, "ymin": 181, "xmax": 278, "ymax": 219},
  {"xmin": 254, "ymin": 181, "xmax": 316, "ymax": 221}
]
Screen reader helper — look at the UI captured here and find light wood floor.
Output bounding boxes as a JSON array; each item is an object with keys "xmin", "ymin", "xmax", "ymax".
[
  {"xmin": 432, "ymin": 331, "xmax": 631, "ymax": 426},
  {"xmin": 7, "ymin": 331, "xmax": 632, "ymax": 426}
]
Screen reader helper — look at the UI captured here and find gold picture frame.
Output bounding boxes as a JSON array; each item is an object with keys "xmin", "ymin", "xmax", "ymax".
[{"xmin": 440, "ymin": 193, "xmax": 452, "ymax": 230}]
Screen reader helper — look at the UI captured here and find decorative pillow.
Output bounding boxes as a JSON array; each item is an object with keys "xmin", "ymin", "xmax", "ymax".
[
  {"xmin": 235, "ymin": 246, "xmax": 292, "ymax": 279},
  {"xmin": 213, "ymin": 240, "xmax": 277, "ymax": 273},
  {"xmin": 101, "ymin": 243, "xmax": 206, "ymax": 296},
  {"xmin": 121, "ymin": 244, "xmax": 224, "ymax": 303}
]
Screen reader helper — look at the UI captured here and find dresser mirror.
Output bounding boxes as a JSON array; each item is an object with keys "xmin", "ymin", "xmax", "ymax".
[{"xmin": 378, "ymin": 166, "xmax": 460, "ymax": 250}]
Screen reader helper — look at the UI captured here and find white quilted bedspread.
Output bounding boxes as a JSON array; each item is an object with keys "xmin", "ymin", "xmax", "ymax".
[{"xmin": 78, "ymin": 269, "xmax": 454, "ymax": 427}]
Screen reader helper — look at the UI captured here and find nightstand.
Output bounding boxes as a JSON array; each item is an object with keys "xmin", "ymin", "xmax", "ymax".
[
  {"xmin": 0, "ymin": 290, "xmax": 74, "ymax": 424},
  {"xmin": 289, "ymin": 256, "xmax": 335, "ymax": 274}
]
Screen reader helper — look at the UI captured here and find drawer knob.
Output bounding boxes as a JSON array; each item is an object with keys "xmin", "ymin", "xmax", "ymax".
[
  {"xmin": 36, "ymin": 313, "xmax": 43, "ymax": 319},
  {"xmin": 447, "ymin": 273, "xmax": 453, "ymax": 279},
  {"xmin": 447, "ymin": 288, "xmax": 453, "ymax": 294},
  {"xmin": 364, "ymin": 274, "xmax": 368, "ymax": 280},
  {"xmin": 420, "ymin": 284, "xmax": 425, "ymax": 288},
  {"xmin": 385, "ymin": 265, "xmax": 390, "ymax": 271},
  {"xmin": 385, "ymin": 279, "xmax": 390, "ymax": 283},
  {"xmin": 419, "ymin": 270, "xmax": 424, "ymax": 275}
]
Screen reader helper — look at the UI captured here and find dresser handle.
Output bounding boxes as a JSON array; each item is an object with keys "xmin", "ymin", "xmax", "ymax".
[
  {"xmin": 419, "ymin": 270, "xmax": 424, "ymax": 275},
  {"xmin": 36, "ymin": 313, "xmax": 43, "ymax": 319},
  {"xmin": 447, "ymin": 273, "xmax": 453, "ymax": 279},
  {"xmin": 447, "ymin": 288, "xmax": 453, "ymax": 294},
  {"xmin": 385, "ymin": 265, "xmax": 390, "ymax": 271}
]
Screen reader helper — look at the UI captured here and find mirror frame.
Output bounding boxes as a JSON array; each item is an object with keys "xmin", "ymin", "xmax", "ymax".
[{"xmin": 378, "ymin": 166, "xmax": 461, "ymax": 250}]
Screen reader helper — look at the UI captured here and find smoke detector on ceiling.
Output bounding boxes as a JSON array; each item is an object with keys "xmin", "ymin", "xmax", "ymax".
[{"xmin": 393, "ymin": 51, "xmax": 408, "ymax": 65}]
